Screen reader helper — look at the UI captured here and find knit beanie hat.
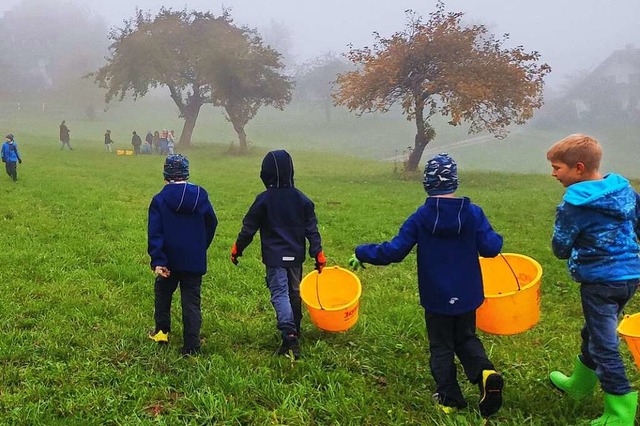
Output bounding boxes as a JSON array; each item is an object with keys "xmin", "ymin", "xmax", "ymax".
[
  {"xmin": 163, "ymin": 154, "xmax": 189, "ymax": 181},
  {"xmin": 423, "ymin": 153, "xmax": 458, "ymax": 195}
]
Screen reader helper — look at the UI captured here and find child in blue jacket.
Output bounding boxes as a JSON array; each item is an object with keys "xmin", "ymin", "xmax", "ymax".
[
  {"xmin": 547, "ymin": 134, "xmax": 640, "ymax": 425},
  {"xmin": 148, "ymin": 154, "xmax": 218, "ymax": 356},
  {"xmin": 231, "ymin": 150, "xmax": 325, "ymax": 360},
  {"xmin": 1, "ymin": 133, "xmax": 22, "ymax": 182},
  {"xmin": 349, "ymin": 153, "xmax": 504, "ymax": 417}
]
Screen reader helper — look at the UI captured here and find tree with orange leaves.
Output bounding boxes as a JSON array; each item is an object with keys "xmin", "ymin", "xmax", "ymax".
[{"xmin": 333, "ymin": 2, "xmax": 551, "ymax": 172}]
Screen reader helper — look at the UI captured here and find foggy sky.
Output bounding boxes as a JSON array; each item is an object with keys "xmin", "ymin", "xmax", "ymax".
[{"xmin": 3, "ymin": 0, "xmax": 639, "ymax": 87}]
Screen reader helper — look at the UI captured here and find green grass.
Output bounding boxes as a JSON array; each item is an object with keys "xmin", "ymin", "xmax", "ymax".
[{"xmin": 1, "ymin": 108, "xmax": 640, "ymax": 425}]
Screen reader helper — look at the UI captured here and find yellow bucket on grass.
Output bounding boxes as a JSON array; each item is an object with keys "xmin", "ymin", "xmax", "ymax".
[
  {"xmin": 618, "ymin": 313, "xmax": 640, "ymax": 369},
  {"xmin": 116, "ymin": 149, "xmax": 125, "ymax": 155},
  {"xmin": 300, "ymin": 266, "xmax": 362, "ymax": 332},
  {"xmin": 476, "ymin": 253, "xmax": 543, "ymax": 335},
  {"xmin": 125, "ymin": 150, "xmax": 134, "ymax": 156}
]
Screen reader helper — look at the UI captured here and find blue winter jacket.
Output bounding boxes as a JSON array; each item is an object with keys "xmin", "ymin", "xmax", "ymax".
[
  {"xmin": 148, "ymin": 182, "xmax": 217, "ymax": 275},
  {"xmin": 552, "ymin": 173, "xmax": 640, "ymax": 283},
  {"xmin": 1, "ymin": 141, "xmax": 21, "ymax": 163},
  {"xmin": 356, "ymin": 196, "xmax": 503, "ymax": 315},
  {"xmin": 235, "ymin": 150, "xmax": 323, "ymax": 267}
]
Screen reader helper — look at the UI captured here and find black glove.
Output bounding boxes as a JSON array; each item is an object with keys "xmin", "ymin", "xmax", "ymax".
[
  {"xmin": 18, "ymin": 158, "xmax": 22, "ymax": 164},
  {"xmin": 1, "ymin": 158, "xmax": 4, "ymax": 163}
]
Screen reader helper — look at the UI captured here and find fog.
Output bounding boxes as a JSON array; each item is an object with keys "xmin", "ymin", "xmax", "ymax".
[
  {"xmin": 3, "ymin": 0, "xmax": 639, "ymax": 87},
  {"xmin": 1, "ymin": 0, "xmax": 639, "ymax": 176}
]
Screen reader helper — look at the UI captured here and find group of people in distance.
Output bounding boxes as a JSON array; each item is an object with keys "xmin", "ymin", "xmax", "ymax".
[
  {"xmin": 147, "ymin": 134, "xmax": 640, "ymax": 424},
  {"xmin": 58, "ymin": 120, "xmax": 176, "ymax": 155}
]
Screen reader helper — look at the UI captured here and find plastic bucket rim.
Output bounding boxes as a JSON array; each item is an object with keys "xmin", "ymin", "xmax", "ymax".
[
  {"xmin": 300, "ymin": 266, "xmax": 362, "ymax": 312},
  {"xmin": 618, "ymin": 312, "xmax": 640, "ymax": 338},
  {"xmin": 481, "ymin": 252, "xmax": 542, "ymax": 299}
]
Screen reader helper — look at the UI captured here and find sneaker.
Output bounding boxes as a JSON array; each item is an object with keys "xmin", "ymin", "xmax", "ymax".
[
  {"xmin": 432, "ymin": 393, "xmax": 457, "ymax": 414},
  {"xmin": 277, "ymin": 334, "xmax": 300, "ymax": 360},
  {"xmin": 478, "ymin": 370, "xmax": 503, "ymax": 417},
  {"xmin": 148, "ymin": 330, "xmax": 169, "ymax": 344}
]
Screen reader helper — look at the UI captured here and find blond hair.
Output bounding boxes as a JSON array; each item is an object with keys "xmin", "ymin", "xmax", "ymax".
[{"xmin": 546, "ymin": 134, "xmax": 602, "ymax": 172}]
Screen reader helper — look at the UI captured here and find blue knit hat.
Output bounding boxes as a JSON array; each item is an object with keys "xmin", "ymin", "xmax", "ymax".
[
  {"xmin": 163, "ymin": 154, "xmax": 189, "ymax": 181},
  {"xmin": 423, "ymin": 153, "xmax": 458, "ymax": 195}
]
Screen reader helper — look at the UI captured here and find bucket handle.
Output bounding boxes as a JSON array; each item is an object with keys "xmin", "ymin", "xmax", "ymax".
[
  {"xmin": 499, "ymin": 253, "xmax": 521, "ymax": 292},
  {"xmin": 315, "ymin": 270, "xmax": 326, "ymax": 311}
]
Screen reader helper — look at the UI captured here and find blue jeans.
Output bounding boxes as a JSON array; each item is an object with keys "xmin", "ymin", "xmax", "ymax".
[
  {"xmin": 266, "ymin": 266, "xmax": 302, "ymax": 338},
  {"xmin": 580, "ymin": 279, "xmax": 639, "ymax": 395}
]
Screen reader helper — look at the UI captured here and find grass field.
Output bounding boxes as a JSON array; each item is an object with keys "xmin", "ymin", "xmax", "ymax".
[{"xmin": 1, "ymin": 106, "xmax": 640, "ymax": 425}]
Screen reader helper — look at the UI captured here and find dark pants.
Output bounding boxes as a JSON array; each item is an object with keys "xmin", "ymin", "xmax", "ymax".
[
  {"xmin": 266, "ymin": 266, "xmax": 303, "ymax": 338},
  {"xmin": 580, "ymin": 279, "xmax": 638, "ymax": 395},
  {"xmin": 425, "ymin": 310, "xmax": 494, "ymax": 407},
  {"xmin": 5, "ymin": 161, "xmax": 17, "ymax": 181},
  {"xmin": 154, "ymin": 272, "xmax": 202, "ymax": 350},
  {"xmin": 61, "ymin": 140, "xmax": 72, "ymax": 150}
]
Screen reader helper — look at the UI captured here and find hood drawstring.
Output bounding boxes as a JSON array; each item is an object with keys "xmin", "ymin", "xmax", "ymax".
[
  {"xmin": 457, "ymin": 199, "xmax": 463, "ymax": 234},
  {"xmin": 432, "ymin": 197, "xmax": 440, "ymax": 234}
]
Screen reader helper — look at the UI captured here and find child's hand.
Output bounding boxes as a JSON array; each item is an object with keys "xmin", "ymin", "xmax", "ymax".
[
  {"xmin": 348, "ymin": 254, "xmax": 365, "ymax": 271},
  {"xmin": 230, "ymin": 242, "xmax": 240, "ymax": 265},
  {"xmin": 154, "ymin": 266, "xmax": 170, "ymax": 278},
  {"xmin": 315, "ymin": 250, "xmax": 327, "ymax": 273}
]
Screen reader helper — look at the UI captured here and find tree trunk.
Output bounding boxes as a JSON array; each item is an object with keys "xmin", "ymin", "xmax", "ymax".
[
  {"xmin": 232, "ymin": 119, "xmax": 248, "ymax": 154},
  {"xmin": 405, "ymin": 103, "xmax": 435, "ymax": 172},
  {"xmin": 178, "ymin": 103, "xmax": 202, "ymax": 147}
]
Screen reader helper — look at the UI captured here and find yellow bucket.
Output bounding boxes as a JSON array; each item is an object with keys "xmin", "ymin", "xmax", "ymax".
[
  {"xmin": 116, "ymin": 149, "xmax": 125, "ymax": 155},
  {"xmin": 300, "ymin": 266, "xmax": 362, "ymax": 332},
  {"xmin": 476, "ymin": 253, "xmax": 543, "ymax": 335},
  {"xmin": 125, "ymin": 150, "xmax": 134, "ymax": 156},
  {"xmin": 618, "ymin": 313, "xmax": 640, "ymax": 369}
]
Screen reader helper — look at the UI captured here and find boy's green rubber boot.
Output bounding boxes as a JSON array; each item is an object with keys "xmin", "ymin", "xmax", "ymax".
[
  {"xmin": 591, "ymin": 391, "xmax": 638, "ymax": 426},
  {"xmin": 549, "ymin": 356, "xmax": 597, "ymax": 400}
]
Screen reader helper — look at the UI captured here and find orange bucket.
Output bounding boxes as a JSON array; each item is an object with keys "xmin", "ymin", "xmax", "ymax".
[
  {"xmin": 618, "ymin": 313, "xmax": 640, "ymax": 369},
  {"xmin": 300, "ymin": 266, "xmax": 362, "ymax": 332},
  {"xmin": 476, "ymin": 253, "xmax": 543, "ymax": 335}
]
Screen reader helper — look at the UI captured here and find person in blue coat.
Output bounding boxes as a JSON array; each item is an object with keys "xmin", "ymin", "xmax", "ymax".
[
  {"xmin": 147, "ymin": 154, "xmax": 218, "ymax": 356},
  {"xmin": 349, "ymin": 153, "xmax": 504, "ymax": 417},
  {"xmin": 1, "ymin": 133, "xmax": 22, "ymax": 182},
  {"xmin": 547, "ymin": 134, "xmax": 640, "ymax": 425}
]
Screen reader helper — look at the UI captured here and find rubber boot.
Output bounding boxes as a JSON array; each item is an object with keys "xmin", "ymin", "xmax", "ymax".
[
  {"xmin": 591, "ymin": 391, "xmax": 638, "ymax": 426},
  {"xmin": 550, "ymin": 356, "xmax": 598, "ymax": 400}
]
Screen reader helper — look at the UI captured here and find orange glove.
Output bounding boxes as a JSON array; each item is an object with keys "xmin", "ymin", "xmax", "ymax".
[
  {"xmin": 231, "ymin": 242, "xmax": 240, "ymax": 265},
  {"xmin": 315, "ymin": 250, "xmax": 327, "ymax": 273}
]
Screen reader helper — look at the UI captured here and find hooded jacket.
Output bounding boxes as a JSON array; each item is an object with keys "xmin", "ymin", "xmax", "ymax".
[
  {"xmin": 552, "ymin": 173, "xmax": 640, "ymax": 283},
  {"xmin": 355, "ymin": 196, "xmax": 503, "ymax": 315},
  {"xmin": 1, "ymin": 140, "xmax": 21, "ymax": 163},
  {"xmin": 148, "ymin": 182, "xmax": 217, "ymax": 275},
  {"xmin": 235, "ymin": 150, "xmax": 322, "ymax": 267}
]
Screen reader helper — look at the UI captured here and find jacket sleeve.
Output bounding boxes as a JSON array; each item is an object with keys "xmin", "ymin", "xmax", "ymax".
[
  {"xmin": 635, "ymin": 192, "xmax": 640, "ymax": 240},
  {"xmin": 235, "ymin": 196, "xmax": 265, "ymax": 254},
  {"xmin": 304, "ymin": 198, "xmax": 322, "ymax": 258},
  {"xmin": 475, "ymin": 207, "xmax": 503, "ymax": 257},
  {"xmin": 552, "ymin": 203, "xmax": 579, "ymax": 259},
  {"xmin": 355, "ymin": 214, "xmax": 418, "ymax": 265},
  {"xmin": 147, "ymin": 196, "xmax": 167, "ymax": 268},
  {"xmin": 204, "ymin": 195, "xmax": 218, "ymax": 249}
]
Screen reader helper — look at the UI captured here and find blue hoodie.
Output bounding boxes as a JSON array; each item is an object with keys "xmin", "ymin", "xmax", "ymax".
[
  {"xmin": 235, "ymin": 150, "xmax": 322, "ymax": 267},
  {"xmin": 148, "ymin": 182, "xmax": 217, "ymax": 275},
  {"xmin": 1, "ymin": 140, "xmax": 21, "ymax": 163},
  {"xmin": 356, "ymin": 196, "xmax": 503, "ymax": 315},
  {"xmin": 552, "ymin": 173, "xmax": 640, "ymax": 283}
]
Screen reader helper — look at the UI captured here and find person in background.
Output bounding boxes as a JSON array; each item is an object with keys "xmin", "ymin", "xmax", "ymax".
[
  {"xmin": 147, "ymin": 154, "xmax": 218, "ymax": 356},
  {"xmin": 349, "ymin": 153, "xmax": 504, "ymax": 418},
  {"xmin": 131, "ymin": 131, "xmax": 142, "ymax": 155},
  {"xmin": 547, "ymin": 134, "xmax": 640, "ymax": 426},
  {"xmin": 152, "ymin": 130, "xmax": 160, "ymax": 154},
  {"xmin": 1, "ymin": 133, "xmax": 22, "ymax": 182},
  {"xmin": 59, "ymin": 120, "xmax": 72, "ymax": 150},
  {"xmin": 230, "ymin": 150, "xmax": 326, "ymax": 360},
  {"xmin": 104, "ymin": 130, "xmax": 114, "ymax": 153},
  {"xmin": 167, "ymin": 130, "xmax": 176, "ymax": 155}
]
